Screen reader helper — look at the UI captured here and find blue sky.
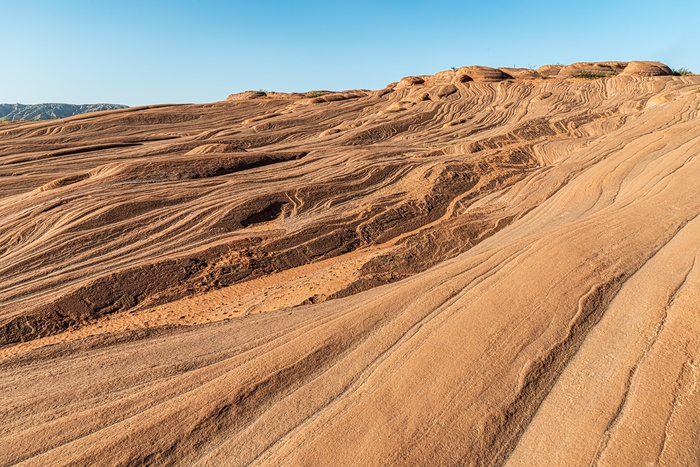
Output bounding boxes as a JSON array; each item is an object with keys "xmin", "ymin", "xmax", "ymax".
[{"xmin": 2, "ymin": 0, "xmax": 698, "ymax": 106}]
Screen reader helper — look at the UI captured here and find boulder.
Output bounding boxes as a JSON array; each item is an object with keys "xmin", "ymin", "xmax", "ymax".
[
  {"xmin": 499, "ymin": 68, "xmax": 541, "ymax": 80},
  {"xmin": 456, "ymin": 66, "xmax": 513, "ymax": 82},
  {"xmin": 621, "ymin": 61, "xmax": 673, "ymax": 76},
  {"xmin": 396, "ymin": 76, "xmax": 426, "ymax": 88}
]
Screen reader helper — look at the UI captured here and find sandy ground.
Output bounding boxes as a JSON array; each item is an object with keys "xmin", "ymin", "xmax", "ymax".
[{"xmin": 1, "ymin": 62, "xmax": 699, "ymax": 465}]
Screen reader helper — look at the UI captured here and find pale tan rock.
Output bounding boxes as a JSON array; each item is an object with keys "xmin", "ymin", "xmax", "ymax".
[
  {"xmin": 499, "ymin": 67, "xmax": 541, "ymax": 79},
  {"xmin": 537, "ymin": 64, "xmax": 563, "ymax": 77},
  {"xmin": 621, "ymin": 60, "xmax": 673, "ymax": 76},
  {"xmin": 457, "ymin": 65, "xmax": 513, "ymax": 81},
  {"xmin": 557, "ymin": 61, "xmax": 628, "ymax": 77}
]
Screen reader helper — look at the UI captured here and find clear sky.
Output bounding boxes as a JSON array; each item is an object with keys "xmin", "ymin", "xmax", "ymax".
[{"xmin": 2, "ymin": 0, "xmax": 698, "ymax": 106}]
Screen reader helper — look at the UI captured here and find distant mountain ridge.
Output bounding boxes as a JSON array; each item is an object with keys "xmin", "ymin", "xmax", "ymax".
[{"xmin": 0, "ymin": 103, "xmax": 129, "ymax": 121}]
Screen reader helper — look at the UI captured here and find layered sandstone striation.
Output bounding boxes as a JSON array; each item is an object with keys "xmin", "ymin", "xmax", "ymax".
[{"xmin": 1, "ymin": 62, "xmax": 699, "ymax": 466}]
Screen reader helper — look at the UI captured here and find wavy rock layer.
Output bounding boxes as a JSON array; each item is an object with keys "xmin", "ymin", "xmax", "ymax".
[{"xmin": 1, "ymin": 65, "xmax": 699, "ymax": 466}]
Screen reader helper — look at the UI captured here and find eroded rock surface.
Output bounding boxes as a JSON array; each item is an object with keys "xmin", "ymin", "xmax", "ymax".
[{"xmin": 1, "ymin": 62, "xmax": 699, "ymax": 466}]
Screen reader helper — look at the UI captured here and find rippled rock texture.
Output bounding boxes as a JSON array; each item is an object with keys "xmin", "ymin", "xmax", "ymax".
[{"xmin": 1, "ymin": 62, "xmax": 699, "ymax": 466}]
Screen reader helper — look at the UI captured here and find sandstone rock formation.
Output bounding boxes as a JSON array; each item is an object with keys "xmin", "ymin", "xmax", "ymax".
[
  {"xmin": 537, "ymin": 64, "xmax": 563, "ymax": 77},
  {"xmin": 456, "ymin": 65, "xmax": 514, "ymax": 82},
  {"xmin": 1, "ymin": 62, "xmax": 698, "ymax": 466},
  {"xmin": 621, "ymin": 60, "xmax": 674, "ymax": 76},
  {"xmin": 557, "ymin": 61, "xmax": 628, "ymax": 77}
]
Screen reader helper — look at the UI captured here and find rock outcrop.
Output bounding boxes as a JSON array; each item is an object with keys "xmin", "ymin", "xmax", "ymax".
[
  {"xmin": 556, "ymin": 61, "xmax": 628, "ymax": 77},
  {"xmin": 1, "ymin": 61, "xmax": 698, "ymax": 467},
  {"xmin": 621, "ymin": 60, "xmax": 674, "ymax": 76}
]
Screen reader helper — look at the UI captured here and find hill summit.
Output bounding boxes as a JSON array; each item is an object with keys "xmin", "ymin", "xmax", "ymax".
[{"xmin": 227, "ymin": 60, "xmax": 679, "ymax": 101}]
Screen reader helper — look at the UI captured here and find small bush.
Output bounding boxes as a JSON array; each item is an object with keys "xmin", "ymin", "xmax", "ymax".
[
  {"xmin": 673, "ymin": 67, "xmax": 693, "ymax": 76},
  {"xmin": 571, "ymin": 71, "xmax": 615, "ymax": 79}
]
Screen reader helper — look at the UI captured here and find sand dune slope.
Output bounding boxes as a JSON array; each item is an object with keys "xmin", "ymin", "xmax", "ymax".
[{"xmin": 1, "ymin": 64, "xmax": 699, "ymax": 465}]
